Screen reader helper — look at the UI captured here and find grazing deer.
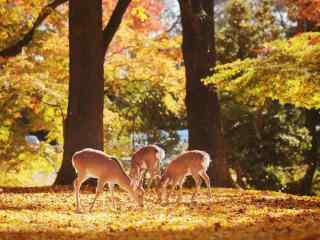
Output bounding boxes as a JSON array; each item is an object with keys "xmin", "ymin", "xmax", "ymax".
[
  {"xmin": 158, "ymin": 150, "xmax": 212, "ymax": 203},
  {"xmin": 72, "ymin": 148, "xmax": 144, "ymax": 213},
  {"xmin": 129, "ymin": 144, "xmax": 165, "ymax": 189}
]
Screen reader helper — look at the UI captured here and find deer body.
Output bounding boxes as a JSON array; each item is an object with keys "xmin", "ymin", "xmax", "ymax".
[
  {"xmin": 130, "ymin": 144, "xmax": 165, "ymax": 188},
  {"xmin": 72, "ymin": 148, "xmax": 143, "ymax": 213},
  {"xmin": 159, "ymin": 150, "xmax": 212, "ymax": 202}
]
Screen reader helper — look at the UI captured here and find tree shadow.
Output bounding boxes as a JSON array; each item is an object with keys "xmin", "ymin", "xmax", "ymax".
[
  {"xmin": 0, "ymin": 186, "xmax": 73, "ymax": 194},
  {"xmin": 210, "ymin": 191, "xmax": 320, "ymax": 210},
  {"xmin": 1, "ymin": 210, "xmax": 319, "ymax": 240},
  {"xmin": 1, "ymin": 187, "xmax": 320, "ymax": 240},
  {"xmin": 158, "ymin": 189, "xmax": 320, "ymax": 211}
]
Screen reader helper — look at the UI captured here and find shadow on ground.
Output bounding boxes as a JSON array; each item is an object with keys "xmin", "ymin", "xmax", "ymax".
[{"xmin": 0, "ymin": 187, "xmax": 319, "ymax": 240}]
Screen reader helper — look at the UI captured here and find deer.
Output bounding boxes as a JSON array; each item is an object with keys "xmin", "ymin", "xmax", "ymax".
[
  {"xmin": 158, "ymin": 150, "xmax": 212, "ymax": 203},
  {"xmin": 72, "ymin": 148, "xmax": 144, "ymax": 213},
  {"xmin": 129, "ymin": 144, "xmax": 165, "ymax": 190}
]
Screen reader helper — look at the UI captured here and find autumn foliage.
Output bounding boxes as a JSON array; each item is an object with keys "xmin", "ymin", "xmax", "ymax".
[{"xmin": 286, "ymin": 0, "xmax": 320, "ymax": 24}]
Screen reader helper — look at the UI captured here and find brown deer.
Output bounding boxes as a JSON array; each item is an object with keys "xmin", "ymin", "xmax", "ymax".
[
  {"xmin": 129, "ymin": 144, "xmax": 165, "ymax": 189},
  {"xmin": 72, "ymin": 148, "xmax": 144, "ymax": 213},
  {"xmin": 158, "ymin": 150, "xmax": 212, "ymax": 203}
]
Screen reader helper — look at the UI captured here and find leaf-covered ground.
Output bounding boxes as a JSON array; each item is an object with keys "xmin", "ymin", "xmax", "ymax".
[{"xmin": 0, "ymin": 187, "xmax": 320, "ymax": 240}]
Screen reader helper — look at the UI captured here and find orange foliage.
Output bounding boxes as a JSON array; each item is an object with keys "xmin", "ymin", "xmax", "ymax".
[
  {"xmin": 286, "ymin": 0, "xmax": 320, "ymax": 24},
  {"xmin": 103, "ymin": 0, "xmax": 166, "ymax": 33}
]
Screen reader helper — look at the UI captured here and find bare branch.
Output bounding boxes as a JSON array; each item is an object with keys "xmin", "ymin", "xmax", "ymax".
[
  {"xmin": 1, "ymin": 0, "xmax": 131, "ymax": 58},
  {"xmin": 102, "ymin": 0, "xmax": 131, "ymax": 57},
  {"xmin": 42, "ymin": 101, "xmax": 65, "ymax": 121},
  {"xmin": 0, "ymin": 0, "xmax": 68, "ymax": 58},
  {"xmin": 0, "ymin": 93, "xmax": 18, "ymax": 113},
  {"xmin": 165, "ymin": 16, "xmax": 181, "ymax": 33}
]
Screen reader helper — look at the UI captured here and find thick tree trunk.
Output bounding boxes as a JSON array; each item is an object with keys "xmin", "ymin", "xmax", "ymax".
[
  {"xmin": 300, "ymin": 109, "xmax": 319, "ymax": 195},
  {"xmin": 55, "ymin": 0, "xmax": 104, "ymax": 185},
  {"xmin": 295, "ymin": 21, "xmax": 319, "ymax": 195},
  {"xmin": 178, "ymin": 0, "xmax": 234, "ymax": 187}
]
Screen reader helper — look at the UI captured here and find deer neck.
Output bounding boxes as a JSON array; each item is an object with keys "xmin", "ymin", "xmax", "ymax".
[
  {"xmin": 117, "ymin": 171, "xmax": 132, "ymax": 191},
  {"xmin": 117, "ymin": 172, "xmax": 139, "ymax": 203}
]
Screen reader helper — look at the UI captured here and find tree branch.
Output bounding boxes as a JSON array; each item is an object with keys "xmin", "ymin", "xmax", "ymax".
[
  {"xmin": 165, "ymin": 16, "xmax": 181, "ymax": 33},
  {"xmin": 1, "ymin": 0, "xmax": 131, "ymax": 58},
  {"xmin": 0, "ymin": 93, "xmax": 18, "ymax": 113},
  {"xmin": 42, "ymin": 101, "xmax": 65, "ymax": 121},
  {"xmin": 0, "ymin": 0, "xmax": 68, "ymax": 58},
  {"xmin": 102, "ymin": 0, "xmax": 131, "ymax": 57}
]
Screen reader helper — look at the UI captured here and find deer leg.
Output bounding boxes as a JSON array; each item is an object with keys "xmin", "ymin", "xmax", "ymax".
[
  {"xmin": 164, "ymin": 181, "xmax": 173, "ymax": 203},
  {"xmin": 89, "ymin": 179, "xmax": 105, "ymax": 212},
  {"xmin": 154, "ymin": 174, "xmax": 161, "ymax": 199},
  {"xmin": 176, "ymin": 177, "xmax": 185, "ymax": 203},
  {"xmin": 167, "ymin": 179, "xmax": 179, "ymax": 203},
  {"xmin": 146, "ymin": 171, "xmax": 154, "ymax": 190},
  {"xmin": 199, "ymin": 171, "xmax": 212, "ymax": 200},
  {"xmin": 158, "ymin": 178, "xmax": 169, "ymax": 203},
  {"xmin": 108, "ymin": 183, "xmax": 116, "ymax": 209},
  {"xmin": 154, "ymin": 174, "xmax": 161, "ymax": 187},
  {"xmin": 162, "ymin": 185, "xmax": 169, "ymax": 203},
  {"xmin": 165, "ymin": 185, "xmax": 173, "ymax": 203},
  {"xmin": 191, "ymin": 174, "xmax": 201, "ymax": 202},
  {"xmin": 73, "ymin": 173, "xmax": 88, "ymax": 213},
  {"xmin": 148, "ymin": 168, "xmax": 159, "ymax": 191},
  {"xmin": 138, "ymin": 169, "xmax": 145, "ymax": 189},
  {"xmin": 149, "ymin": 162, "xmax": 160, "ymax": 190},
  {"xmin": 159, "ymin": 184, "xmax": 166, "ymax": 203}
]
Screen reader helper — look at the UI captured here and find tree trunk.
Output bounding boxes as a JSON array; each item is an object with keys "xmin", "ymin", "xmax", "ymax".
[
  {"xmin": 55, "ymin": 0, "xmax": 104, "ymax": 185},
  {"xmin": 300, "ymin": 109, "xmax": 319, "ymax": 195},
  {"xmin": 178, "ymin": 0, "xmax": 234, "ymax": 187},
  {"xmin": 295, "ymin": 20, "xmax": 319, "ymax": 195}
]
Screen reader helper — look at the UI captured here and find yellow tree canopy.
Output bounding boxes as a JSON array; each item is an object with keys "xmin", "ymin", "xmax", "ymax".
[{"xmin": 205, "ymin": 32, "xmax": 320, "ymax": 109}]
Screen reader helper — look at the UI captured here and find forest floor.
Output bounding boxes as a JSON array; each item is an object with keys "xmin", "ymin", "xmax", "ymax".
[{"xmin": 0, "ymin": 187, "xmax": 320, "ymax": 240}]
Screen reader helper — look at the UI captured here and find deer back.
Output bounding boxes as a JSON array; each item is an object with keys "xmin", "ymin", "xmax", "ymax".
[
  {"xmin": 165, "ymin": 150, "xmax": 211, "ymax": 178},
  {"xmin": 131, "ymin": 145, "xmax": 165, "ymax": 170},
  {"xmin": 72, "ymin": 148, "xmax": 128, "ymax": 184}
]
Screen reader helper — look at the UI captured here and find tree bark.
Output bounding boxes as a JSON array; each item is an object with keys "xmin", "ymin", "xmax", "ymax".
[
  {"xmin": 294, "ymin": 20, "xmax": 319, "ymax": 195},
  {"xmin": 300, "ymin": 109, "xmax": 319, "ymax": 195},
  {"xmin": 55, "ymin": 0, "xmax": 132, "ymax": 185},
  {"xmin": 178, "ymin": 0, "xmax": 234, "ymax": 187},
  {"xmin": 55, "ymin": 0, "xmax": 104, "ymax": 185}
]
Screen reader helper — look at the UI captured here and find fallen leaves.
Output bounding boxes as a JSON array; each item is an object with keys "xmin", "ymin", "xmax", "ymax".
[{"xmin": 0, "ymin": 187, "xmax": 319, "ymax": 240}]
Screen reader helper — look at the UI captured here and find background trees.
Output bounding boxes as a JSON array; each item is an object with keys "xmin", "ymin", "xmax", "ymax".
[
  {"xmin": 0, "ymin": 0, "xmax": 68, "ymax": 185},
  {"xmin": 0, "ymin": 0, "xmax": 319, "ymax": 195},
  {"xmin": 206, "ymin": 31, "xmax": 320, "ymax": 193},
  {"xmin": 0, "ymin": 0, "xmax": 185, "ymax": 185}
]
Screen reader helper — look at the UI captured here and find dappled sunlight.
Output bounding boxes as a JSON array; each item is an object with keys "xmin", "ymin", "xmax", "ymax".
[
  {"xmin": 1, "ymin": 1, "xmax": 320, "ymax": 240},
  {"xmin": 0, "ymin": 187, "xmax": 319, "ymax": 240}
]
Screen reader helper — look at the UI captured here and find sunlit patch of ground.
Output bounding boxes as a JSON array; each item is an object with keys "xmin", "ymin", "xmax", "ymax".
[{"xmin": 0, "ymin": 187, "xmax": 320, "ymax": 240}]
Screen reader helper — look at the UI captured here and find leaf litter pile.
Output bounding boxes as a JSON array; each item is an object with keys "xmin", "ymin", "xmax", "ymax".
[{"xmin": 0, "ymin": 187, "xmax": 320, "ymax": 240}]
